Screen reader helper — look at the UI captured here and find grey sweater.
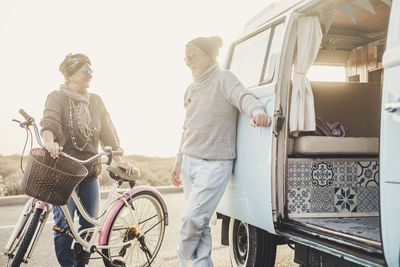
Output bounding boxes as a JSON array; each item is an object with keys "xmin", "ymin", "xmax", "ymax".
[{"xmin": 176, "ymin": 65, "xmax": 265, "ymax": 164}]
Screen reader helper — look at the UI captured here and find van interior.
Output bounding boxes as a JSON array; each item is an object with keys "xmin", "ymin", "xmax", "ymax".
[{"xmin": 286, "ymin": 0, "xmax": 389, "ymax": 257}]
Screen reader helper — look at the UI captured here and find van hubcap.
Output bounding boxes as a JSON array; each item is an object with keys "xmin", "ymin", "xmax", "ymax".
[{"xmin": 235, "ymin": 222, "xmax": 248, "ymax": 264}]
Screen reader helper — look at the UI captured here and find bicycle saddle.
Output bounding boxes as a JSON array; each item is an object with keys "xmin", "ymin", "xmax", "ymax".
[{"xmin": 106, "ymin": 165, "xmax": 140, "ymax": 183}]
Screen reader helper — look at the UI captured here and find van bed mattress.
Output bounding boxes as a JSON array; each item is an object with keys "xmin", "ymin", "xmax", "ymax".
[{"xmin": 289, "ymin": 136, "xmax": 379, "ymax": 155}]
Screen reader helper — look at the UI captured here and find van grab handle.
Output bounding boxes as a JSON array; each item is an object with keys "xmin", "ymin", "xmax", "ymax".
[{"xmin": 384, "ymin": 102, "xmax": 400, "ymax": 112}]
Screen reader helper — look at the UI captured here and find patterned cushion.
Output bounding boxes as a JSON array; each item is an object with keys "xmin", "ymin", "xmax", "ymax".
[{"xmin": 288, "ymin": 158, "xmax": 379, "ymax": 218}]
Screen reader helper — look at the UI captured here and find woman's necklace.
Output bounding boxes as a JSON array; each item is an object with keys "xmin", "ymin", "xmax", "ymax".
[{"xmin": 68, "ymin": 98, "xmax": 90, "ymax": 151}]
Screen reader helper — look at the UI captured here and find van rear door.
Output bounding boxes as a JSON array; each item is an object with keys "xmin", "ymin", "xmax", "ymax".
[{"xmin": 380, "ymin": 1, "xmax": 400, "ymax": 266}]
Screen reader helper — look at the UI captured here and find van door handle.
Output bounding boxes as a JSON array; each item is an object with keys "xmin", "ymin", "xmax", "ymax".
[
  {"xmin": 273, "ymin": 108, "xmax": 285, "ymax": 136},
  {"xmin": 384, "ymin": 102, "xmax": 400, "ymax": 112}
]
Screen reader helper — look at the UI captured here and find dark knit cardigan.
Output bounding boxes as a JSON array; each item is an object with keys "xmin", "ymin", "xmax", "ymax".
[{"xmin": 40, "ymin": 90, "xmax": 121, "ymax": 178}]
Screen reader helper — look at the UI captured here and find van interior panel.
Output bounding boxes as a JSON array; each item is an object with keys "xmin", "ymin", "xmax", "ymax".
[
  {"xmin": 310, "ymin": 81, "xmax": 381, "ymax": 137},
  {"xmin": 305, "ymin": 0, "xmax": 391, "ymax": 43}
]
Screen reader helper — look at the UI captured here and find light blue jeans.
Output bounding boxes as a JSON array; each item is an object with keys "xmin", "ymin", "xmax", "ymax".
[
  {"xmin": 53, "ymin": 178, "xmax": 100, "ymax": 267},
  {"xmin": 178, "ymin": 155, "xmax": 233, "ymax": 267}
]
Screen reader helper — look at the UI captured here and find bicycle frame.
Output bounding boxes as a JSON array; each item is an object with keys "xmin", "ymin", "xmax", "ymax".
[
  {"xmin": 59, "ymin": 180, "xmax": 128, "ymax": 253},
  {"xmin": 61, "ymin": 181, "xmax": 169, "ymax": 254},
  {"xmin": 4, "ymin": 179, "xmax": 169, "ymax": 265},
  {"xmin": 7, "ymin": 110, "xmax": 169, "ymax": 264},
  {"xmin": 6, "ymin": 112, "xmax": 123, "ymax": 263}
]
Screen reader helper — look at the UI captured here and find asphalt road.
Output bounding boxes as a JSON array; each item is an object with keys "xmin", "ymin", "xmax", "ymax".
[{"xmin": 0, "ymin": 192, "xmax": 297, "ymax": 267}]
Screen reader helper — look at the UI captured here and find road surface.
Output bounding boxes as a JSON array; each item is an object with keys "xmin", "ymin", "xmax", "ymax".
[{"xmin": 0, "ymin": 192, "xmax": 297, "ymax": 266}]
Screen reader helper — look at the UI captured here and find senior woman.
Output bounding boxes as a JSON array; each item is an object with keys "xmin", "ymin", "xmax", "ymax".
[
  {"xmin": 171, "ymin": 37, "xmax": 271, "ymax": 267},
  {"xmin": 40, "ymin": 53, "xmax": 134, "ymax": 267}
]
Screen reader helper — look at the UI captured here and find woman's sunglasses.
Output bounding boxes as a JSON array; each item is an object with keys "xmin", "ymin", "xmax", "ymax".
[{"xmin": 81, "ymin": 68, "xmax": 93, "ymax": 76}]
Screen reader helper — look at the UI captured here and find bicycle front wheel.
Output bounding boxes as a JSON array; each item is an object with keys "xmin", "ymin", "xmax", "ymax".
[
  {"xmin": 10, "ymin": 208, "xmax": 42, "ymax": 267},
  {"xmin": 102, "ymin": 191, "xmax": 166, "ymax": 267}
]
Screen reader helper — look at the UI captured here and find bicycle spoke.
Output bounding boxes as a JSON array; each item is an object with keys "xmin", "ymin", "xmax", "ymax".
[
  {"xmin": 139, "ymin": 214, "xmax": 158, "ymax": 225},
  {"xmin": 140, "ymin": 202, "xmax": 154, "ymax": 228},
  {"xmin": 128, "ymin": 198, "xmax": 139, "ymax": 225},
  {"xmin": 143, "ymin": 218, "xmax": 164, "ymax": 235},
  {"xmin": 118, "ymin": 212, "xmax": 133, "ymax": 227}
]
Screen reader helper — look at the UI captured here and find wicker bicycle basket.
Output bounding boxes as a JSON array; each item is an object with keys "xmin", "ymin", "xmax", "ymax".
[{"xmin": 21, "ymin": 148, "xmax": 88, "ymax": 205}]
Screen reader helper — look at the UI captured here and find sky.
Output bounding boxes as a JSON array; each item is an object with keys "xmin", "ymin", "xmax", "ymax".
[{"xmin": 0, "ymin": 0, "xmax": 273, "ymax": 157}]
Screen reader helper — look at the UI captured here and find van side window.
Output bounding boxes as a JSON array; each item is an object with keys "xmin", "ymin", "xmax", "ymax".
[
  {"xmin": 262, "ymin": 22, "xmax": 285, "ymax": 83},
  {"xmin": 229, "ymin": 28, "xmax": 271, "ymax": 88}
]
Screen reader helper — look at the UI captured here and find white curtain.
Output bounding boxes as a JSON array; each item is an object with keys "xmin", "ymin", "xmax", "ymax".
[{"xmin": 289, "ymin": 16, "xmax": 322, "ymax": 134}]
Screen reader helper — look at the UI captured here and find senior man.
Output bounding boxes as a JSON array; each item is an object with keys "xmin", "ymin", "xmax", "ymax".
[{"xmin": 171, "ymin": 36, "xmax": 271, "ymax": 267}]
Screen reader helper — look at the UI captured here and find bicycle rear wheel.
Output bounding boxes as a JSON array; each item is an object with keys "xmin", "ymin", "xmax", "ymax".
[
  {"xmin": 102, "ymin": 191, "xmax": 166, "ymax": 267},
  {"xmin": 10, "ymin": 208, "xmax": 42, "ymax": 267}
]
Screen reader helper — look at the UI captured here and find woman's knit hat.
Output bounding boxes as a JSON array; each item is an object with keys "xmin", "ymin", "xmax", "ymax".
[
  {"xmin": 59, "ymin": 53, "xmax": 91, "ymax": 80},
  {"xmin": 187, "ymin": 36, "xmax": 223, "ymax": 61}
]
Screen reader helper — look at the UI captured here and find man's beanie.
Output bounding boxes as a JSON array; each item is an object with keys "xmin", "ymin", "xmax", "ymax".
[{"xmin": 187, "ymin": 36, "xmax": 223, "ymax": 61}]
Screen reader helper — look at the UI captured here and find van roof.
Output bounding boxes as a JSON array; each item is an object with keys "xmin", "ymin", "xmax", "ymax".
[{"xmin": 242, "ymin": 0, "xmax": 305, "ymax": 36}]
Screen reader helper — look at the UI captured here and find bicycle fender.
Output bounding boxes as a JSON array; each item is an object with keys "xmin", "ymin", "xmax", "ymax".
[{"xmin": 98, "ymin": 186, "xmax": 169, "ymax": 245}]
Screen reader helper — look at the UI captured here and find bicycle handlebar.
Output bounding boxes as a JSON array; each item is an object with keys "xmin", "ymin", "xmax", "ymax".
[
  {"xmin": 19, "ymin": 109, "xmax": 34, "ymax": 121},
  {"xmin": 16, "ymin": 109, "xmax": 122, "ymax": 165}
]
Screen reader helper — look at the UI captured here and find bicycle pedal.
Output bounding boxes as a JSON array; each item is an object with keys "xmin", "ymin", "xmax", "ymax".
[
  {"xmin": 111, "ymin": 259, "xmax": 126, "ymax": 267},
  {"xmin": 53, "ymin": 225, "xmax": 73, "ymax": 238}
]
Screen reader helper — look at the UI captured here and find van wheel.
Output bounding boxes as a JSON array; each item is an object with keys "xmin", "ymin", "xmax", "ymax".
[{"xmin": 229, "ymin": 218, "xmax": 277, "ymax": 267}]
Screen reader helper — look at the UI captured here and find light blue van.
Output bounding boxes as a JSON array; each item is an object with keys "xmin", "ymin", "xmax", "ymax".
[{"xmin": 216, "ymin": 0, "xmax": 400, "ymax": 266}]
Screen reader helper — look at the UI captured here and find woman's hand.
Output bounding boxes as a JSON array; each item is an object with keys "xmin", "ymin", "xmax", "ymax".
[
  {"xmin": 112, "ymin": 155, "xmax": 135, "ymax": 176},
  {"xmin": 170, "ymin": 163, "xmax": 182, "ymax": 186},
  {"xmin": 117, "ymin": 161, "xmax": 135, "ymax": 176},
  {"xmin": 44, "ymin": 141, "xmax": 63, "ymax": 159},
  {"xmin": 42, "ymin": 130, "xmax": 62, "ymax": 158}
]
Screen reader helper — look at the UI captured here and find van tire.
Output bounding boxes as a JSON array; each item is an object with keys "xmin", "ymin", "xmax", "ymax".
[{"xmin": 229, "ymin": 218, "xmax": 276, "ymax": 267}]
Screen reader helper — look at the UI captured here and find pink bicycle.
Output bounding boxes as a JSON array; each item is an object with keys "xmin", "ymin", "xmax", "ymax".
[{"xmin": 4, "ymin": 110, "xmax": 168, "ymax": 267}]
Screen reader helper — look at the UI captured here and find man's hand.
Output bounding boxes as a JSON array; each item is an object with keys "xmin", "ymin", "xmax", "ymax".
[
  {"xmin": 251, "ymin": 114, "xmax": 271, "ymax": 127},
  {"xmin": 171, "ymin": 163, "xmax": 182, "ymax": 186}
]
